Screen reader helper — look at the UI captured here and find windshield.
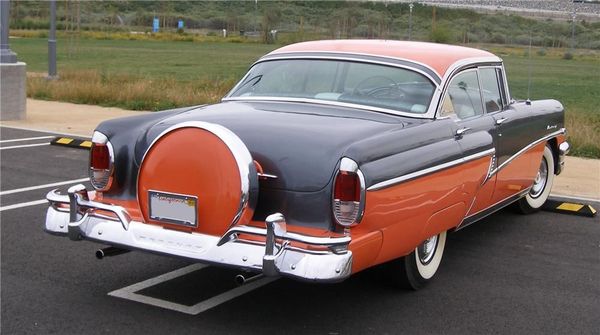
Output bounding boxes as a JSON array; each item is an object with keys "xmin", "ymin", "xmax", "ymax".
[{"xmin": 227, "ymin": 59, "xmax": 436, "ymax": 115}]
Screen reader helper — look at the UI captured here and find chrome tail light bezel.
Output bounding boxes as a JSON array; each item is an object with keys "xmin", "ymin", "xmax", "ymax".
[
  {"xmin": 89, "ymin": 131, "xmax": 115, "ymax": 191},
  {"xmin": 332, "ymin": 157, "xmax": 366, "ymax": 227}
]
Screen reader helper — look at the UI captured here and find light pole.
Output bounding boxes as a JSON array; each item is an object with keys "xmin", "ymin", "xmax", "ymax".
[
  {"xmin": 1, "ymin": 0, "xmax": 17, "ymax": 63},
  {"xmin": 408, "ymin": 3, "xmax": 414, "ymax": 41},
  {"xmin": 48, "ymin": 0, "xmax": 57, "ymax": 79}
]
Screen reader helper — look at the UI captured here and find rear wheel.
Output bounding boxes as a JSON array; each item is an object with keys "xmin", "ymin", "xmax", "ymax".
[
  {"xmin": 389, "ymin": 231, "xmax": 447, "ymax": 290},
  {"xmin": 515, "ymin": 145, "xmax": 555, "ymax": 214}
]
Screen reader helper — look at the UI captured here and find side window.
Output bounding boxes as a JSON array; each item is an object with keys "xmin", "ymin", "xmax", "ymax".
[
  {"xmin": 479, "ymin": 68, "xmax": 503, "ymax": 113},
  {"xmin": 440, "ymin": 70, "xmax": 484, "ymax": 119}
]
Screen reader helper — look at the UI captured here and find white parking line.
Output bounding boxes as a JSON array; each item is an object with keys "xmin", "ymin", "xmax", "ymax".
[
  {"xmin": 108, "ymin": 264, "xmax": 277, "ymax": 315},
  {"xmin": 0, "ymin": 143, "xmax": 50, "ymax": 150},
  {"xmin": 0, "ymin": 125, "xmax": 90, "ymax": 138},
  {"xmin": 0, "ymin": 199, "xmax": 47, "ymax": 212},
  {"xmin": 0, "ymin": 136, "xmax": 54, "ymax": 143},
  {"xmin": 0, "ymin": 178, "xmax": 89, "ymax": 196}
]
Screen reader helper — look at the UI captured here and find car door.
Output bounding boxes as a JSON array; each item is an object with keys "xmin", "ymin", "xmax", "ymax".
[
  {"xmin": 485, "ymin": 67, "xmax": 544, "ymax": 204},
  {"xmin": 438, "ymin": 69, "xmax": 497, "ymax": 217}
]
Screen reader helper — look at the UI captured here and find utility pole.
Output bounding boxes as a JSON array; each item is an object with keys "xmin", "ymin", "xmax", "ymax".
[
  {"xmin": 408, "ymin": 3, "xmax": 413, "ymax": 40},
  {"xmin": 48, "ymin": 0, "xmax": 57, "ymax": 79},
  {"xmin": 570, "ymin": 6, "xmax": 576, "ymax": 51}
]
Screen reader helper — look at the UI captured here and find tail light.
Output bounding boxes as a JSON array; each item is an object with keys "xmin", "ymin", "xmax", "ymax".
[
  {"xmin": 333, "ymin": 157, "xmax": 365, "ymax": 227},
  {"xmin": 89, "ymin": 131, "xmax": 114, "ymax": 191}
]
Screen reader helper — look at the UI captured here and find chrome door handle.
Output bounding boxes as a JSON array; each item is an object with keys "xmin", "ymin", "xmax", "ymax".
[
  {"xmin": 495, "ymin": 117, "xmax": 508, "ymax": 125},
  {"xmin": 455, "ymin": 127, "xmax": 471, "ymax": 137}
]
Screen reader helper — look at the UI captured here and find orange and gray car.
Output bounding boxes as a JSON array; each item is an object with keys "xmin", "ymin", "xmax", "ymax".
[{"xmin": 45, "ymin": 40, "xmax": 568, "ymax": 290}]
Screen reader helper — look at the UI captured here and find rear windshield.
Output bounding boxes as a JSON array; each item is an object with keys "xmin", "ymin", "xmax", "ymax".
[{"xmin": 227, "ymin": 59, "xmax": 435, "ymax": 115}]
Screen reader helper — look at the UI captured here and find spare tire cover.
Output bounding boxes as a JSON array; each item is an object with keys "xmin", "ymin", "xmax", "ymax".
[{"xmin": 137, "ymin": 121, "xmax": 257, "ymax": 236}]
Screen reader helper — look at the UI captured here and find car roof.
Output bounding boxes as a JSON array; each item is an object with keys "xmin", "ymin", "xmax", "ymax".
[{"xmin": 268, "ymin": 40, "xmax": 501, "ymax": 78}]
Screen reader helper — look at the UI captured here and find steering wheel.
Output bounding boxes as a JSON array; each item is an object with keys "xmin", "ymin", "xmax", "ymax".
[{"xmin": 353, "ymin": 76, "xmax": 406, "ymax": 99}]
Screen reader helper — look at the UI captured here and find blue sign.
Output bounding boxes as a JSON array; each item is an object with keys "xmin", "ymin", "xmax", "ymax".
[
  {"xmin": 153, "ymin": 17, "xmax": 159, "ymax": 32},
  {"xmin": 178, "ymin": 20, "xmax": 184, "ymax": 29}
]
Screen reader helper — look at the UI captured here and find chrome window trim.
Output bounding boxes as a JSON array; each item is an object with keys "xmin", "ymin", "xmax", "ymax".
[
  {"xmin": 223, "ymin": 55, "xmax": 440, "ymax": 119},
  {"xmin": 433, "ymin": 57, "xmax": 504, "ymax": 119},
  {"xmin": 137, "ymin": 121, "xmax": 258, "ymax": 229},
  {"xmin": 223, "ymin": 96, "xmax": 433, "ymax": 119},
  {"xmin": 367, "ymin": 148, "xmax": 496, "ymax": 191},
  {"xmin": 262, "ymin": 51, "xmax": 442, "ymax": 79},
  {"xmin": 251, "ymin": 53, "xmax": 442, "ymax": 84},
  {"xmin": 488, "ymin": 128, "xmax": 566, "ymax": 177}
]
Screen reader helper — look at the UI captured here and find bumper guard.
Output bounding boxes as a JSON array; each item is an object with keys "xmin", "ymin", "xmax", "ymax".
[{"xmin": 45, "ymin": 184, "xmax": 352, "ymax": 282}]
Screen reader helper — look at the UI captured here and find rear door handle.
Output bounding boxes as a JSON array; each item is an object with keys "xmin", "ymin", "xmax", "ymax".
[
  {"xmin": 455, "ymin": 127, "xmax": 470, "ymax": 137},
  {"xmin": 495, "ymin": 117, "xmax": 508, "ymax": 125}
]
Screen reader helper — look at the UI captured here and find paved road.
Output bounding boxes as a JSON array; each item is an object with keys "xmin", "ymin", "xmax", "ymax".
[{"xmin": 1, "ymin": 127, "xmax": 599, "ymax": 334}]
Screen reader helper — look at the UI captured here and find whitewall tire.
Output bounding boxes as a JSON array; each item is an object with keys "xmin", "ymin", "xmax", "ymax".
[
  {"xmin": 516, "ymin": 145, "xmax": 555, "ymax": 214},
  {"xmin": 389, "ymin": 231, "xmax": 447, "ymax": 290}
]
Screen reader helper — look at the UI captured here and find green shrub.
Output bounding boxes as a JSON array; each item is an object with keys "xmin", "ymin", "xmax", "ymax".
[{"xmin": 563, "ymin": 51, "xmax": 574, "ymax": 60}]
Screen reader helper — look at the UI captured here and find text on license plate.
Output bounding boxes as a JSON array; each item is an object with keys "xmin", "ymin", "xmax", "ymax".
[{"xmin": 148, "ymin": 190, "xmax": 197, "ymax": 227}]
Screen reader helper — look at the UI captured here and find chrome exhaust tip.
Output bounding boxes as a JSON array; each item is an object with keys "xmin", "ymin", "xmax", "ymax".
[
  {"xmin": 234, "ymin": 273, "xmax": 263, "ymax": 286},
  {"xmin": 96, "ymin": 246, "xmax": 130, "ymax": 259}
]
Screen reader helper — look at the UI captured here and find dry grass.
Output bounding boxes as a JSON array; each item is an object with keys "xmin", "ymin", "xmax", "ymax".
[
  {"xmin": 27, "ymin": 70, "xmax": 235, "ymax": 111},
  {"xmin": 565, "ymin": 109, "xmax": 600, "ymax": 158}
]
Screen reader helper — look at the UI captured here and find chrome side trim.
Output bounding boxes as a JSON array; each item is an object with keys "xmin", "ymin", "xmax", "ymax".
[
  {"xmin": 368, "ymin": 148, "xmax": 496, "ymax": 191},
  {"xmin": 137, "ymin": 121, "xmax": 258, "ymax": 229},
  {"xmin": 257, "ymin": 172, "xmax": 278, "ymax": 179},
  {"xmin": 489, "ymin": 128, "xmax": 566, "ymax": 177},
  {"xmin": 222, "ymin": 96, "xmax": 432, "ymax": 119}
]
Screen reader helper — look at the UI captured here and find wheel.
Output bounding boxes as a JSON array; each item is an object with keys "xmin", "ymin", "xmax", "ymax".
[
  {"xmin": 389, "ymin": 231, "xmax": 447, "ymax": 290},
  {"xmin": 515, "ymin": 145, "xmax": 555, "ymax": 214}
]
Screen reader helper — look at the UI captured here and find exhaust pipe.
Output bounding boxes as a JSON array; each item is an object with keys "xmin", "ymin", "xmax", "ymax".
[
  {"xmin": 96, "ymin": 246, "xmax": 130, "ymax": 259},
  {"xmin": 235, "ymin": 273, "xmax": 264, "ymax": 286}
]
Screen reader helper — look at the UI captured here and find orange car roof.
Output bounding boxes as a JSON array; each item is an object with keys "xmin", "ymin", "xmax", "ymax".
[{"xmin": 268, "ymin": 40, "xmax": 501, "ymax": 78}]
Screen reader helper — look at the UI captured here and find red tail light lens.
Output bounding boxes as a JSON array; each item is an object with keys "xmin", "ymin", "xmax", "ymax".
[
  {"xmin": 334, "ymin": 171, "xmax": 360, "ymax": 201},
  {"xmin": 333, "ymin": 158, "xmax": 364, "ymax": 227},
  {"xmin": 89, "ymin": 131, "xmax": 114, "ymax": 191},
  {"xmin": 91, "ymin": 143, "xmax": 110, "ymax": 170}
]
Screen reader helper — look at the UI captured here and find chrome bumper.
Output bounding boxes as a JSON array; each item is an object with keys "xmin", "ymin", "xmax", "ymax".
[
  {"xmin": 45, "ymin": 184, "xmax": 352, "ymax": 282},
  {"xmin": 557, "ymin": 141, "xmax": 570, "ymax": 175}
]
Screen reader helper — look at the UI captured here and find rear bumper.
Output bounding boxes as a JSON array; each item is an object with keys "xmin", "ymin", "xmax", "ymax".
[
  {"xmin": 557, "ymin": 141, "xmax": 570, "ymax": 175},
  {"xmin": 45, "ymin": 184, "xmax": 352, "ymax": 282}
]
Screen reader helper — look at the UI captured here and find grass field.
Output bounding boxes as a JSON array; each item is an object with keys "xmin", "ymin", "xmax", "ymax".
[{"xmin": 9, "ymin": 37, "xmax": 600, "ymax": 158}]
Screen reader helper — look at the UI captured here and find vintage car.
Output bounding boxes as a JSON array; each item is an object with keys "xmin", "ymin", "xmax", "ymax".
[{"xmin": 45, "ymin": 40, "xmax": 569, "ymax": 289}]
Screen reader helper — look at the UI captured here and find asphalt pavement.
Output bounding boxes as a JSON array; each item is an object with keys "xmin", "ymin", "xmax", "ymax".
[{"xmin": 1, "ymin": 126, "xmax": 599, "ymax": 334}]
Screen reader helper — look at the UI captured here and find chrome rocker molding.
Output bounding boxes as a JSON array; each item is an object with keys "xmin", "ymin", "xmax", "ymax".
[
  {"xmin": 368, "ymin": 148, "xmax": 496, "ymax": 191},
  {"xmin": 45, "ymin": 185, "xmax": 352, "ymax": 282}
]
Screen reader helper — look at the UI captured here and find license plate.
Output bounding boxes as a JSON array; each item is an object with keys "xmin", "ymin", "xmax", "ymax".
[{"xmin": 148, "ymin": 190, "xmax": 197, "ymax": 228}]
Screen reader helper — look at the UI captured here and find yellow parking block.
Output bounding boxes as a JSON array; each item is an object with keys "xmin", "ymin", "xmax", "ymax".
[
  {"xmin": 56, "ymin": 137, "xmax": 74, "ymax": 145},
  {"xmin": 556, "ymin": 203, "xmax": 584, "ymax": 212}
]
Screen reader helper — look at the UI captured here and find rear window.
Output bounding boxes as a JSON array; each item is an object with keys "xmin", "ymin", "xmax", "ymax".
[{"xmin": 227, "ymin": 59, "xmax": 435, "ymax": 115}]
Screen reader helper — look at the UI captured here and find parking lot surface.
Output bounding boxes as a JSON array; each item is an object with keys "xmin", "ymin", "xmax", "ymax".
[{"xmin": 1, "ymin": 126, "xmax": 599, "ymax": 334}]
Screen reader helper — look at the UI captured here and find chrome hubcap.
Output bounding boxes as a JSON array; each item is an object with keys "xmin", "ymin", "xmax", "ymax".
[
  {"xmin": 417, "ymin": 235, "xmax": 438, "ymax": 265},
  {"xmin": 529, "ymin": 157, "xmax": 548, "ymax": 199}
]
